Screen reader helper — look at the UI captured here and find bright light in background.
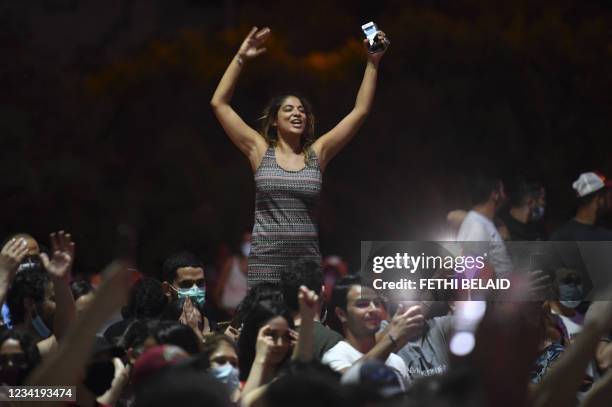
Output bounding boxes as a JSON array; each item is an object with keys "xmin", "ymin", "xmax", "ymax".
[
  {"xmin": 450, "ymin": 332, "xmax": 475, "ymax": 356},
  {"xmin": 456, "ymin": 301, "xmax": 486, "ymax": 322},
  {"xmin": 450, "ymin": 301, "xmax": 487, "ymax": 357}
]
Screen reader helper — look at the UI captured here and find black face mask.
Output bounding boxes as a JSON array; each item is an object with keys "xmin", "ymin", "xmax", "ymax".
[{"xmin": 83, "ymin": 360, "xmax": 115, "ymax": 396}]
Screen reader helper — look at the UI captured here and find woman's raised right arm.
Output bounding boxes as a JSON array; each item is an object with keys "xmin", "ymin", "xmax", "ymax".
[{"xmin": 211, "ymin": 26, "xmax": 270, "ymax": 167}]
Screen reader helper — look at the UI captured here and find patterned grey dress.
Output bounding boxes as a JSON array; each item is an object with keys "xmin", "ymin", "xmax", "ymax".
[{"xmin": 248, "ymin": 146, "xmax": 322, "ymax": 286}]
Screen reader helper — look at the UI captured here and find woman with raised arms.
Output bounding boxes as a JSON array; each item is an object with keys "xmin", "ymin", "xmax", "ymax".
[{"xmin": 211, "ymin": 26, "xmax": 388, "ymax": 286}]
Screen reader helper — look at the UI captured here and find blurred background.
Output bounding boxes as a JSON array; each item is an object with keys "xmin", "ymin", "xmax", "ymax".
[{"xmin": 1, "ymin": 0, "xmax": 611, "ymax": 276}]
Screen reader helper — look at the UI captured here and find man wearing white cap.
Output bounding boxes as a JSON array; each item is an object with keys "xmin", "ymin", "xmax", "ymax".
[{"xmin": 551, "ymin": 172, "xmax": 612, "ymax": 241}]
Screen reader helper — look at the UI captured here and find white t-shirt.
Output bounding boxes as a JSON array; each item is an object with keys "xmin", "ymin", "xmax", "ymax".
[
  {"xmin": 322, "ymin": 340, "xmax": 409, "ymax": 380},
  {"xmin": 457, "ymin": 210, "xmax": 513, "ymax": 275}
]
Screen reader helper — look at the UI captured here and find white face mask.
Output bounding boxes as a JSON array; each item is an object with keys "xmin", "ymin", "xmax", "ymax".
[{"xmin": 210, "ymin": 363, "xmax": 240, "ymax": 392}]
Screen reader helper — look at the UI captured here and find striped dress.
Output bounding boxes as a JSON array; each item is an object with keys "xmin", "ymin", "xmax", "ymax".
[{"xmin": 248, "ymin": 146, "xmax": 322, "ymax": 285}]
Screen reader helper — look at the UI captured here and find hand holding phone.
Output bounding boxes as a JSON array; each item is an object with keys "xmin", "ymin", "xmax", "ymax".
[{"xmin": 361, "ymin": 21, "xmax": 389, "ymax": 54}]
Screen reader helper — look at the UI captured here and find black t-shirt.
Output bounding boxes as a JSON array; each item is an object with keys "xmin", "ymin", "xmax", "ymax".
[
  {"xmin": 312, "ymin": 321, "xmax": 343, "ymax": 360},
  {"xmin": 550, "ymin": 219, "xmax": 612, "ymax": 241},
  {"xmin": 499, "ymin": 210, "xmax": 547, "ymax": 241}
]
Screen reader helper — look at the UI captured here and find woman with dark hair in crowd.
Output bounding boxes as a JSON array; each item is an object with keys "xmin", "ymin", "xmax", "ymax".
[
  {"xmin": 237, "ymin": 300, "xmax": 295, "ymax": 395},
  {"xmin": 0, "ymin": 328, "xmax": 41, "ymax": 386},
  {"xmin": 211, "ymin": 26, "xmax": 389, "ymax": 285}
]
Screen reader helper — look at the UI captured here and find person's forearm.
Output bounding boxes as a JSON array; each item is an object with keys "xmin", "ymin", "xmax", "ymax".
[
  {"xmin": 51, "ymin": 276, "xmax": 76, "ymax": 342},
  {"xmin": 0, "ymin": 276, "xmax": 9, "ymax": 306},
  {"xmin": 293, "ymin": 317, "xmax": 314, "ymax": 362},
  {"xmin": 361, "ymin": 334, "xmax": 395, "ymax": 363},
  {"xmin": 27, "ymin": 263, "xmax": 127, "ymax": 386},
  {"xmin": 27, "ymin": 307, "xmax": 108, "ymax": 386},
  {"xmin": 242, "ymin": 360, "xmax": 275, "ymax": 397},
  {"xmin": 210, "ymin": 54, "xmax": 245, "ymax": 108},
  {"xmin": 581, "ymin": 369, "xmax": 612, "ymax": 407},
  {"xmin": 352, "ymin": 61, "xmax": 379, "ymax": 116}
]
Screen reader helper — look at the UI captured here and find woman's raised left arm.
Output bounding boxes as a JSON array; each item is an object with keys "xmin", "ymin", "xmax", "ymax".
[{"xmin": 312, "ymin": 32, "xmax": 389, "ymax": 171}]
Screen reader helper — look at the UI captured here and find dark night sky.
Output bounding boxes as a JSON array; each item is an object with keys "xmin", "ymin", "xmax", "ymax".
[{"xmin": 1, "ymin": 0, "xmax": 611, "ymax": 276}]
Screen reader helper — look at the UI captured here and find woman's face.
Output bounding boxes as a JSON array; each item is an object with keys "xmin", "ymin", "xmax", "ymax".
[
  {"xmin": 263, "ymin": 316, "xmax": 291, "ymax": 365},
  {"xmin": 0, "ymin": 339, "xmax": 29, "ymax": 385},
  {"xmin": 274, "ymin": 96, "xmax": 307, "ymax": 139},
  {"xmin": 209, "ymin": 341, "xmax": 239, "ymax": 369}
]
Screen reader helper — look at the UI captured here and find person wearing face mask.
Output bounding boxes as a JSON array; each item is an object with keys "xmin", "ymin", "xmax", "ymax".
[
  {"xmin": 548, "ymin": 269, "xmax": 589, "ymax": 344},
  {"xmin": 5, "ymin": 264, "xmax": 56, "ymax": 343},
  {"xmin": 161, "ymin": 252, "xmax": 214, "ymax": 336},
  {"xmin": 200, "ymin": 333, "xmax": 241, "ymax": 402},
  {"xmin": 498, "ymin": 179, "xmax": 548, "ymax": 241},
  {"xmin": 0, "ymin": 329, "xmax": 41, "ymax": 386}
]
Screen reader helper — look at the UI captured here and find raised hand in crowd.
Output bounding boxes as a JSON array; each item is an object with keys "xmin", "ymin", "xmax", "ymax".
[
  {"xmin": 388, "ymin": 303, "xmax": 425, "ymax": 350},
  {"xmin": 40, "ymin": 231, "xmax": 74, "ymax": 281},
  {"xmin": 292, "ymin": 285, "xmax": 318, "ymax": 362},
  {"xmin": 27, "ymin": 260, "xmax": 130, "ymax": 388},
  {"xmin": 97, "ymin": 357, "xmax": 131, "ymax": 406},
  {"xmin": 39, "ymin": 231, "xmax": 77, "ymax": 347},
  {"xmin": 0, "ymin": 237, "xmax": 29, "ymax": 305},
  {"xmin": 237, "ymin": 26, "xmax": 270, "ymax": 62}
]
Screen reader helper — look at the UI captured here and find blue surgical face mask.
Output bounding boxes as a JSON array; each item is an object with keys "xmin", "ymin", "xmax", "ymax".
[
  {"xmin": 210, "ymin": 363, "xmax": 240, "ymax": 392},
  {"xmin": 173, "ymin": 285, "xmax": 206, "ymax": 306},
  {"xmin": 559, "ymin": 283, "xmax": 583, "ymax": 309},
  {"xmin": 31, "ymin": 314, "xmax": 52, "ymax": 339}
]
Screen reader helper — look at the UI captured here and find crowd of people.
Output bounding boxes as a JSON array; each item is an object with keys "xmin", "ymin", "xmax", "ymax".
[
  {"xmin": 2, "ymin": 24, "xmax": 612, "ymax": 407},
  {"xmin": 0, "ymin": 169, "xmax": 611, "ymax": 407}
]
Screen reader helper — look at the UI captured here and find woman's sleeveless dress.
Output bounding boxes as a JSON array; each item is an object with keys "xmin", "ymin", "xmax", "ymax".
[{"xmin": 248, "ymin": 147, "xmax": 322, "ymax": 286}]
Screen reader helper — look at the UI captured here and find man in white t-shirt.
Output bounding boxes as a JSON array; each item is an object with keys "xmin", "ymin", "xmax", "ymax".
[
  {"xmin": 322, "ymin": 275, "xmax": 424, "ymax": 382},
  {"xmin": 457, "ymin": 174, "xmax": 513, "ymax": 275}
]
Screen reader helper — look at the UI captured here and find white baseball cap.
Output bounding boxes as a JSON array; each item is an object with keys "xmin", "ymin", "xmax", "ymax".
[{"xmin": 572, "ymin": 172, "xmax": 611, "ymax": 197}]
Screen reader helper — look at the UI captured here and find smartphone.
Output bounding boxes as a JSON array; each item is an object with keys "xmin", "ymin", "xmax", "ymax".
[{"xmin": 361, "ymin": 21, "xmax": 388, "ymax": 53}]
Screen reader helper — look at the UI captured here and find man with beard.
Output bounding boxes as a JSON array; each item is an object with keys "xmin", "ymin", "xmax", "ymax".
[
  {"xmin": 499, "ymin": 178, "xmax": 548, "ymax": 241},
  {"xmin": 551, "ymin": 172, "xmax": 612, "ymax": 241},
  {"xmin": 161, "ymin": 252, "xmax": 213, "ymax": 340},
  {"xmin": 457, "ymin": 173, "xmax": 513, "ymax": 275}
]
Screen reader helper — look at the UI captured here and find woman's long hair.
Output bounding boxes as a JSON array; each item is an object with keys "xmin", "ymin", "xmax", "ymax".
[
  {"xmin": 237, "ymin": 299, "xmax": 294, "ymax": 381},
  {"xmin": 259, "ymin": 93, "xmax": 316, "ymax": 163}
]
